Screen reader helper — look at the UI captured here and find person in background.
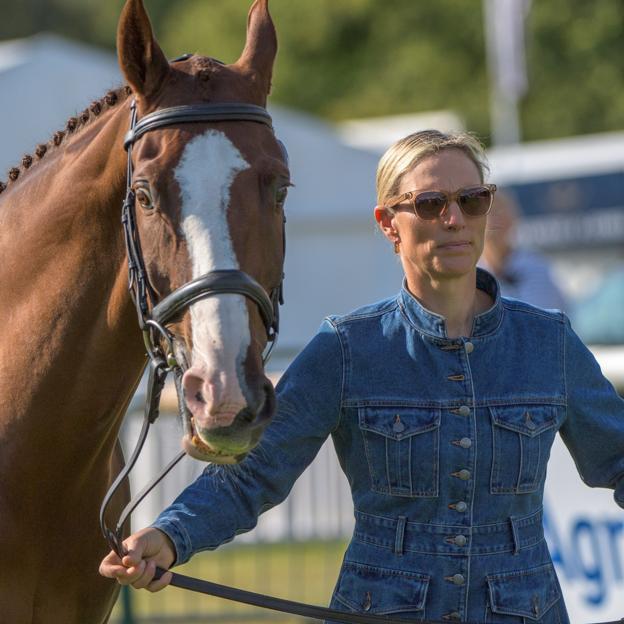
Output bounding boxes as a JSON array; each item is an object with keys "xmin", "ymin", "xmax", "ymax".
[
  {"xmin": 99, "ymin": 130, "xmax": 624, "ymax": 623},
  {"xmin": 480, "ymin": 189, "xmax": 568, "ymax": 311}
]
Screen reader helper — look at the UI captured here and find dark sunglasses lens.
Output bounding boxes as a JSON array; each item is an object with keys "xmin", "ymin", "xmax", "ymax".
[
  {"xmin": 458, "ymin": 186, "xmax": 492, "ymax": 216},
  {"xmin": 414, "ymin": 192, "xmax": 447, "ymax": 219}
]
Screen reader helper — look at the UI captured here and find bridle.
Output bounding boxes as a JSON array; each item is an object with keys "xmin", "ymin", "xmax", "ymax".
[
  {"xmin": 100, "ymin": 93, "xmax": 285, "ymax": 560},
  {"xmin": 99, "ymin": 81, "xmax": 620, "ymax": 624},
  {"xmin": 121, "ymin": 97, "xmax": 284, "ymax": 365}
]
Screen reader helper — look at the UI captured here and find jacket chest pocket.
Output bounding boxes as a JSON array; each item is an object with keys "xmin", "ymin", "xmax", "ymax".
[
  {"xmin": 359, "ymin": 407, "xmax": 441, "ymax": 497},
  {"xmin": 490, "ymin": 405, "xmax": 560, "ymax": 494}
]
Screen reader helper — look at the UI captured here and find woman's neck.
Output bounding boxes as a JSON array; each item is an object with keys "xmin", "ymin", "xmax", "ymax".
[{"xmin": 405, "ymin": 270, "xmax": 491, "ymax": 338}]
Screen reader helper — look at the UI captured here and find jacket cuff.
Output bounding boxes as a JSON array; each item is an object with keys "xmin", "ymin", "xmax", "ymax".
[{"xmin": 151, "ymin": 518, "xmax": 194, "ymax": 566}]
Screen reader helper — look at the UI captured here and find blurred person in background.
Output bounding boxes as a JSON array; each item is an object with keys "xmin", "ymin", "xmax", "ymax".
[
  {"xmin": 100, "ymin": 130, "xmax": 624, "ymax": 623},
  {"xmin": 480, "ymin": 189, "xmax": 568, "ymax": 311}
]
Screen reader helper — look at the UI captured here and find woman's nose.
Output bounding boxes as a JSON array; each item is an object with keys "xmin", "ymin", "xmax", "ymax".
[{"xmin": 441, "ymin": 201, "xmax": 465, "ymax": 228}]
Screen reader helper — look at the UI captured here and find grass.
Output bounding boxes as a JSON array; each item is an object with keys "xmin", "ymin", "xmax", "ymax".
[{"xmin": 110, "ymin": 539, "xmax": 348, "ymax": 624}]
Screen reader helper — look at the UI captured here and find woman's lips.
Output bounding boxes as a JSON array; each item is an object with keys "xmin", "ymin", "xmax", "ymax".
[{"xmin": 438, "ymin": 240, "xmax": 472, "ymax": 249}]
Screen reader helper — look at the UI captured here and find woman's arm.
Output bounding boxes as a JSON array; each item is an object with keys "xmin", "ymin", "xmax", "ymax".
[
  {"xmin": 559, "ymin": 316, "xmax": 624, "ymax": 508},
  {"xmin": 151, "ymin": 318, "xmax": 345, "ymax": 564}
]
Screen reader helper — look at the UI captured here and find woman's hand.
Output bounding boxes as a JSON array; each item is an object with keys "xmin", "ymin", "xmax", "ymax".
[{"xmin": 99, "ymin": 527, "xmax": 176, "ymax": 592}]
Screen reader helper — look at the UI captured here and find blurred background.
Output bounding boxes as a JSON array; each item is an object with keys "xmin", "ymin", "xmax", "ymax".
[{"xmin": 1, "ymin": 0, "xmax": 622, "ymax": 622}]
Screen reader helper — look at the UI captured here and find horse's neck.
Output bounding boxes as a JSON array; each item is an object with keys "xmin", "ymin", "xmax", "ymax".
[{"xmin": 0, "ymin": 100, "xmax": 145, "ymax": 474}]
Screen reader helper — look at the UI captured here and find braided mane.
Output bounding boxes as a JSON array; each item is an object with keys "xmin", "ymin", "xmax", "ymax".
[{"xmin": 0, "ymin": 85, "xmax": 131, "ymax": 194}]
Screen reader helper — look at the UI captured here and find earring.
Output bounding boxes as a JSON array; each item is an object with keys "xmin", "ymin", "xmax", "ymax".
[{"xmin": 394, "ymin": 239, "xmax": 400, "ymax": 254}]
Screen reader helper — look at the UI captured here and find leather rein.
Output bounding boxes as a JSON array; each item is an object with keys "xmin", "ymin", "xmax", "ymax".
[{"xmin": 99, "ymin": 96, "xmax": 620, "ymax": 624}]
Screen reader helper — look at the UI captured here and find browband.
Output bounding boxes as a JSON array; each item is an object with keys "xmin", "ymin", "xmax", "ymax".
[{"xmin": 124, "ymin": 103, "xmax": 273, "ymax": 150}]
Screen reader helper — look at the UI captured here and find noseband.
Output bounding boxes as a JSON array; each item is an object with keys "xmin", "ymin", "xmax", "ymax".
[{"xmin": 101, "ymin": 94, "xmax": 286, "ymax": 563}]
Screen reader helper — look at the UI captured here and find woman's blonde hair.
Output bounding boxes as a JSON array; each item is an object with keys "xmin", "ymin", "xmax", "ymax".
[{"xmin": 376, "ymin": 129, "xmax": 489, "ymax": 206}]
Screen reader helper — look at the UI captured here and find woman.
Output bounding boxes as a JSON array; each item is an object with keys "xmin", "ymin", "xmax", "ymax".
[{"xmin": 100, "ymin": 130, "xmax": 624, "ymax": 622}]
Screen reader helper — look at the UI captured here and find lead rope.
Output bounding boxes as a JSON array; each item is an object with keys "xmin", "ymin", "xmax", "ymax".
[{"xmin": 153, "ymin": 565, "xmax": 623, "ymax": 624}]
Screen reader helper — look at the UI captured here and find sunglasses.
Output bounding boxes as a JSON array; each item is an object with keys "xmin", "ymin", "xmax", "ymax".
[{"xmin": 385, "ymin": 184, "xmax": 497, "ymax": 220}]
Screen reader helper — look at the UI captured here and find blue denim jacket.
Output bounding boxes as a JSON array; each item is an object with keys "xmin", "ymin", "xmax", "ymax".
[{"xmin": 154, "ymin": 269, "xmax": 624, "ymax": 623}]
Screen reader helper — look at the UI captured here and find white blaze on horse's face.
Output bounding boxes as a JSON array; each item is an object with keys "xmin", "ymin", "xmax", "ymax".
[{"xmin": 176, "ymin": 130, "xmax": 251, "ymax": 429}]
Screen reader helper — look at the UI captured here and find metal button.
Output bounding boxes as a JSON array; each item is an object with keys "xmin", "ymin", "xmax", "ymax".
[
  {"xmin": 465, "ymin": 341, "xmax": 474, "ymax": 354},
  {"xmin": 459, "ymin": 437, "xmax": 472, "ymax": 449},
  {"xmin": 458, "ymin": 405, "xmax": 470, "ymax": 417},
  {"xmin": 525, "ymin": 411, "xmax": 537, "ymax": 430},
  {"xmin": 454, "ymin": 535, "xmax": 467, "ymax": 546},
  {"xmin": 442, "ymin": 612, "xmax": 461, "ymax": 621},
  {"xmin": 392, "ymin": 415, "xmax": 405, "ymax": 433},
  {"xmin": 363, "ymin": 591, "xmax": 372, "ymax": 611},
  {"xmin": 458, "ymin": 469, "xmax": 471, "ymax": 481},
  {"xmin": 453, "ymin": 501, "xmax": 468, "ymax": 512},
  {"xmin": 451, "ymin": 573, "xmax": 465, "ymax": 586}
]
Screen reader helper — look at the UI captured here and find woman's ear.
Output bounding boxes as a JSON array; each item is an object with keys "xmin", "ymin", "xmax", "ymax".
[{"xmin": 374, "ymin": 206, "xmax": 398, "ymax": 242}]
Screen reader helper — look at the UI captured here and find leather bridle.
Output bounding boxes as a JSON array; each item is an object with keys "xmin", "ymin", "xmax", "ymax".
[{"xmin": 120, "ymin": 97, "xmax": 284, "ymax": 364}]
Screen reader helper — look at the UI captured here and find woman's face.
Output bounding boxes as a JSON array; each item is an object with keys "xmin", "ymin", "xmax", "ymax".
[{"xmin": 379, "ymin": 149, "xmax": 487, "ymax": 285}]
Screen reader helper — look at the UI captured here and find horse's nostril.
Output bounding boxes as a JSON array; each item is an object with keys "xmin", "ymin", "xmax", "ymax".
[{"xmin": 237, "ymin": 408, "xmax": 255, "ymax": 424}]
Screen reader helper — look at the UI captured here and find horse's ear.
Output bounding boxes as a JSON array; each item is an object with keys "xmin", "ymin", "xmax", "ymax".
[
  {"xmin": 117, "ymin": 0, "xmax": 170, "ymax": 99},
  {"xmin": 235, "ymin": 0, "xmax": 277, "ymax": 95}
]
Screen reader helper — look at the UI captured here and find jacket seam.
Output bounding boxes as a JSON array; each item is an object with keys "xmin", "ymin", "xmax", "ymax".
[
  {"xmin": 326, "ymin": 316, "xmax": 347, "ymax": 432},
  {"xmin": 502, "ymin": 301, "xmax": 567, "ymax": 322},
  {"xmin": 329, "ymin": 300, "xmax": 399, "ymax": 326}
]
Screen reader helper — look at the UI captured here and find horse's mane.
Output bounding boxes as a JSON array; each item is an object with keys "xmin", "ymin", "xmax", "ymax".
[{"xmin": 0, "ymin": 85, "xmax": 132, "ymax": 195}]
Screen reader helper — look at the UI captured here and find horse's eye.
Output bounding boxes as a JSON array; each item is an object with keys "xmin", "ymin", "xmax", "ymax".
[
  {"xmin": 135, "ymin": 188, "xmax": 154, "ymax": 210},
  {"xmin": 275, "ymin": 186, "xmax": 288, "ymax": 208}
]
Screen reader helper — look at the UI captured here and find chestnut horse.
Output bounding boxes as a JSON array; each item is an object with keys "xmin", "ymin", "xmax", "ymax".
[{"xmin": 0, "ymin": 0, "xmax": 288, "ymax": 621}]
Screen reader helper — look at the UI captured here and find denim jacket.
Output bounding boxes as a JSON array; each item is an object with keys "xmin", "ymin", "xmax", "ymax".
[{"xmin": 154, "ymin": 269, "xmax": 624, "ymax": 623}]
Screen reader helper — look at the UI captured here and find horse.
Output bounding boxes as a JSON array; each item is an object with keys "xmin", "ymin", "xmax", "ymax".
[{"xmin": 0, "ymin": 0, "xmax": 288, "ymax": 621}]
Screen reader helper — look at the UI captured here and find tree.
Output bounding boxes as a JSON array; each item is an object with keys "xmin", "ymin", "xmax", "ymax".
[{"xmin": 0, "ymin": 0, "xmax": 622, "ymax": 144}]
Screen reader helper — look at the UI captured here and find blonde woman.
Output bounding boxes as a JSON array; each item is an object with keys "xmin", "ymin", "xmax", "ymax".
[{"xmin": 101, "ymin": 130, "xmax": 624, "ymax": 623}]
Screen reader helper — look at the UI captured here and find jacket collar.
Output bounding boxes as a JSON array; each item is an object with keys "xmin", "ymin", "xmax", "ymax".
[{"xmin": 398, "ymin": 268, "xmax": 503, "ymax": 339}]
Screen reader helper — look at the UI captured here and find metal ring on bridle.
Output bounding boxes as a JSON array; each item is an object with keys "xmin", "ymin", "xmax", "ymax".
[{"xmin": 143, "ymin": 319, "xmax": 177, "ymax": 368}]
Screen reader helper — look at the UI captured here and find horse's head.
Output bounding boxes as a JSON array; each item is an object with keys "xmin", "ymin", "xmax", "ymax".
[{"xmin": 117, "ymin": 0, "xmax": 288, "ymax": 464}]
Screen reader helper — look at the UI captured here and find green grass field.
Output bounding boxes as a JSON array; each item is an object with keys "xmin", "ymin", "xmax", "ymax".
[{"xmin": 110, "ymin": 539, "xmax": 348, "ymax": 624}]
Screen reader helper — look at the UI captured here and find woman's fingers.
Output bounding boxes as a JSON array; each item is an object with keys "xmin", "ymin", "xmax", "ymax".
[
  {"xmin": 130, "ymin": 559, "xmax": 157, "ymax": 590},
  {"xmin": 99, "ymin": 559, "xmax": 147, "ymax": 586},
  {"xmin": 146, "ymin": 568, "xmax": 173, "ymax": 592},
  {"xmin": 99, "ymin": 528, "xmax": 174, "ymax": 592},
  {"xmin": 129, "ymin": 560, "xmax": 172, "ymax": 592}
]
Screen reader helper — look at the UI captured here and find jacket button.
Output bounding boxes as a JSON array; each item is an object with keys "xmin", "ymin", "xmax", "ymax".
[
  {"xmin": 454, "ymin": 535, "xmax": 467, "ymax": 546},
  {"xmin": 451, "ymin": 573, "xmax": 465, "ymax": 585},
  {"xmin": 525, "ymin": 411, "xmax": 537, "ymax": 430},
  {"xmin": 459, "ymin": 437, "xmax": 472, "ymax": 448},
  {"xmin": 392, "ymin": 415, "xmax": 405, "ymax": 433},
  {"xmin": 464, "ymin": 341, "xmax": 474, "ymax": 354},
  {"xmin": 362, "ymin": 591, "xmax": 372, "ymax": 611},
  {"xmin": 458, "ymin": 405, "xmax": 471, "ymax": 416},
  {"xmin": 458, "ymin": 469, "xmax": 471, "ymax": 481},
  {"xmin": 452, "ymin": 501, "xmax": 468, "ymax": 512},
  {"xmin": 443, "ymin": 612, "xmax": 461, "ymax": 621}
]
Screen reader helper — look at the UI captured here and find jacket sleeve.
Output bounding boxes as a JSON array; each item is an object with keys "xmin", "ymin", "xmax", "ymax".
[
  {"xmin": 152, "ymin": 318, "xmax": 344, "ymax": 565},
  {"xmin": 559, "ymin": 316, "xmax": 624, "ymax": 508}
]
